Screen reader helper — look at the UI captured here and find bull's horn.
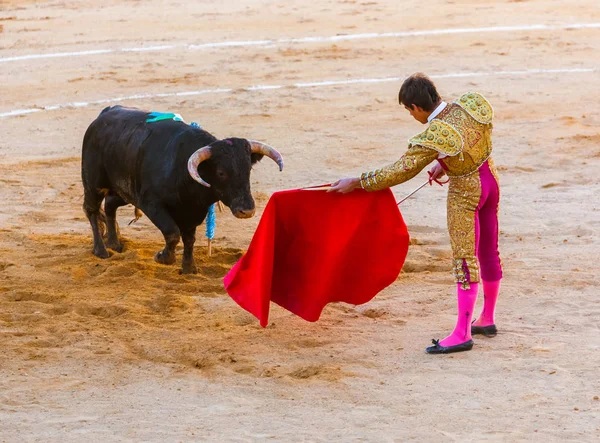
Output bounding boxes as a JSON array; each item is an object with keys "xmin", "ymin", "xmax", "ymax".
[
  {"xmin": 187, "ymin": 146, "xmax": 212, "ymax": 187},
  {"xmin": 248, "ymin": 140, "xmax": 284, "ymax": 171}
]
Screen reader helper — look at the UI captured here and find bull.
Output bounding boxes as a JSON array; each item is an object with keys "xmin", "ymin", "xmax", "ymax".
[{"xmin": 81, "ymin": 105, "xmax": 283, "ymax": 273}]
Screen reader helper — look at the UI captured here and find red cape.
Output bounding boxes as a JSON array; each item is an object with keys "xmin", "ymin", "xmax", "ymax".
[{"xmin": 223, "ymin": 187, "xmax": 409, "ymax": 327}]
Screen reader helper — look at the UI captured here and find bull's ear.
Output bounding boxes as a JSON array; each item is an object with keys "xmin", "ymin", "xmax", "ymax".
[{"xmin": 250, "ymin": 153, "xmax": 264, "ymax": 165}]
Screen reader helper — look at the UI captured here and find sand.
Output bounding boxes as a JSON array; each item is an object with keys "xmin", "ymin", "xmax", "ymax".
[{"xmin": 1, "ymin": 0, "xmax": 599, "ymax": 441}]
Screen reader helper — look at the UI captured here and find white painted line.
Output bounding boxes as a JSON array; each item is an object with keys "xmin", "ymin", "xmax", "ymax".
[
  {"xmin": 431, "ymin": 67, "xmax": 597, "ymax": 78},
  {"xmin": 120, "ymin": 45, "xmax": 177, "ymax": 52},
  {"xmin": 0, "ymin": 108, "xmax": 43, "ymax": 117},
  {"xmin": 295, "ymin": 77, "xmax": 401, "ymax": 88},
  {"xmin": 0, "ymin": 67, "xmax": 596, "ymax": 119},
  {"xmin": 0, "ymin": 49, "xmax": 114, "ymax": 63},
  {"xmin": 1, "ymin": 22, "xmax": 599, "ymax": 64},
  {"xmin": 245, "ymin": 85, "xmax": 284, "ymax": 91},
  {"xmin": 188, "ymin": 40, "xmax": 274, "ymax": 50}
]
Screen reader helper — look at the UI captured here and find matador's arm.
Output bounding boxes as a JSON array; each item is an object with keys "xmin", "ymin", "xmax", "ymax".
[{"xmin": 359, "ymin": 144, "xmax": 439, "ymax": 192}]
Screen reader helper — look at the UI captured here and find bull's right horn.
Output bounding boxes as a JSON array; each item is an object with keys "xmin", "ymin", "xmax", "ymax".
[{"xmin": 187, "ymin": 146, "xmax": 212, "ymax": 187}]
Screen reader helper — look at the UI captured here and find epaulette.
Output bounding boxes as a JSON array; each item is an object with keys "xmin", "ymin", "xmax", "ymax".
[
  {"xmin": 408, "ymin": 120, "xmax": 463, "ymax": 157},
  {"xmin": 455, "ymin": 92, "xmax": 493, "ymax": 124}
]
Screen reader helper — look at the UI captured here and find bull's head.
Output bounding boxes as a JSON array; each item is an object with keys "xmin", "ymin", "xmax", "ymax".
[{"xmin": 187, "ymin": 138, "xmax": 283, "ymax": 219}]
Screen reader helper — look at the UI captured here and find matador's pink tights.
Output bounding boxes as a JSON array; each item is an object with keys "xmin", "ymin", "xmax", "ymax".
[
  {"xmin": 438, "ymin": 283, "xmax": 479, "ymax": 347},
  {"xmin": 472, "ymin": 280, "xmax": 501, "ymax": 327}
]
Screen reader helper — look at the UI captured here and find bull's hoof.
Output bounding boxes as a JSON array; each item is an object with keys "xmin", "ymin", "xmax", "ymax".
[
  {"xmin": 154, "ymin": 250, "xmax": 176, "ymax": 265},
  {"xmin": 181, "ymin": 263, "xmax": 198, "ymax": 275},
  {"xmin": 106, "ymin": 241, "xmax": 124, "ymax": 253},
  {"xmin": 93, "ymin": 247, "xmax": 110, "ymax": 259}
]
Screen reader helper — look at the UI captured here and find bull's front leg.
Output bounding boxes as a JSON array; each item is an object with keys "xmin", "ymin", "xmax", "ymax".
[
  {"xmin": 180, "ymin": 227, "xmax": 198, "ymax": 274},
  {"xmin": 141, "ymin": 204, "xmax": 180, "ymax": 266}
]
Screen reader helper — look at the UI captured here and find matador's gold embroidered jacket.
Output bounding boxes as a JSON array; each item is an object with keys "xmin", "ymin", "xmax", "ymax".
[
  {"xmin": 360, "ymin": 92, "xmax": 498, "ymax": 288},
  {"xmin": 360, "ymin": 92, "xmax": 494, "ymax": 190}
]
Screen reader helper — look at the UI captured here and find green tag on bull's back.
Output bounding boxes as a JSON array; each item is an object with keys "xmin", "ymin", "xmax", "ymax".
[{"xmin": 146, "ymin": 112, "xmax": 185, "ymax": 123}]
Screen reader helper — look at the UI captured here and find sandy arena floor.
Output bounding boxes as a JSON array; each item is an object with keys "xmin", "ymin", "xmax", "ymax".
[{"xmin": 1, "ymin": 0, "xmax": 599, "ymax": 441}]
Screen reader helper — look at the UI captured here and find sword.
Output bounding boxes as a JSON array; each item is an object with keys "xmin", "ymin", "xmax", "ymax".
[{"xmin": 397, "ymin": 180, "xmax": 430, "ymax": 205}]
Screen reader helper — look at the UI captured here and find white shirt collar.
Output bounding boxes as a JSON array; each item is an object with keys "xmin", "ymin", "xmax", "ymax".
[{"xmin": 427, "ymin": 101, "xmax": 447, "ymax": 123}]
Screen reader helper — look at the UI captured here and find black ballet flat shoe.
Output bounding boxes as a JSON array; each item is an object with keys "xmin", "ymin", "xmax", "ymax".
[
  {"xmin": 426, "ymin": 339, "xmax": 474, "ymax": 354},
  {"xmin": 471, "ymin": 324, "xmax": 497, "ymax": 337}
]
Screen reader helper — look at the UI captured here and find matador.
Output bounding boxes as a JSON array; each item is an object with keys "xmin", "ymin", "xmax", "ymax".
[{"xmin": 329, "ymin": 73, "xmax": 503, "ymax": 354}]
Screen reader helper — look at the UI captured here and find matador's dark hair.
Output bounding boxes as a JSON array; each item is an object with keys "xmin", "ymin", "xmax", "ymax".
[{"xmin": 398, "ymin": 73, "xmax": 441, "ymax": 112}]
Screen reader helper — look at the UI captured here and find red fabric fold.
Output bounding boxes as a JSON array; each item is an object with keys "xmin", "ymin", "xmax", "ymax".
[{"xmin": 223, "ymin": 187, "xmax": 410, "ymax": 327}]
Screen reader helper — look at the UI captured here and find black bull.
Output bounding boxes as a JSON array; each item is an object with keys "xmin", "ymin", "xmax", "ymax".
[{"xmin": 81, "ymin": 106, "xmax": 283, "ymax": 274}]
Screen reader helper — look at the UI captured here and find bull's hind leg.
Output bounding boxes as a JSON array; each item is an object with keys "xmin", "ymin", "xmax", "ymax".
[
  {"xmin": 83, "ymin": 189, "xmax": 110, "ymax": 259},
  {"xmin": 104, "ymin": 193, "xmax": 127, "ymax": 252},
  {"xmin": 140, "ymin": 203, "xmax": 180, "ymax": 266}
]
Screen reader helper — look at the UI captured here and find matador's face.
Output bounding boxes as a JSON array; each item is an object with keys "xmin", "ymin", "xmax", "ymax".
[{"xmin": 404, "ymin": 104, "xmax": 430, "ymax": 125}]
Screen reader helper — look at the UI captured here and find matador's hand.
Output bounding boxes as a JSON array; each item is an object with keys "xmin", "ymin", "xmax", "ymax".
[
  {"xmin": 327, "ymin": 177, "xmax": 361, "ymax": 193},
  {"xmin": 427, "ymin": 162, "xmax": 447, "ymax": 186}
]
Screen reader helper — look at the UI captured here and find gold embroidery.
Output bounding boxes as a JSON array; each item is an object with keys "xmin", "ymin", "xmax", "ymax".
[
  {"xmin": 447, "ymin": 172, "xmax": 482, "ymax": 285},
  {"xmin": 360, "ymin": 144, "xmax": 438, "ymax": 191},
  {"xmin": 457, "ymin": 92, "xmax": 494, "ymax": 124},
  {"xmin": 433, "ymin": 103, "xmax": 493, "ymax": 178},
  {"xmin": 401, "ymin": 156, "xmax": 415, "ymax": 170},
  {"xmin": 487, "ymin": 157, "xmax": 501, "ymax": 186},
  {"xmin": 359, "ymin": 92, "xmax": 498, "ymax": 284},
  {"xmin": 405, "ymin": 92, "xmax": 494, "ymax": 178},
  {"xmin": 408, "ymin": 121, "xmax": 463, "ymax": 156},
  {"xmin": 453, "ymin": 259, "xmax": 475, "ymax": 290}
]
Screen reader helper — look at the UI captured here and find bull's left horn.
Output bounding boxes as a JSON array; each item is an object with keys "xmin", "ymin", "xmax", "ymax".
[
  {"xmin": 187, "ymin": 146, "xmax": 212, "ymax": 187},
  {"xmin": 248, "ymin": 140, "xmax": 284, "ymax": 171}
]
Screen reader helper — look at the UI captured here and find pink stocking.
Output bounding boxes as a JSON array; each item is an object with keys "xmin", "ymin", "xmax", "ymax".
[
  {"xmin": 439, "ymin": 283, "xmax": 479, "ymax": 347},
  {"xmin": 472, "ymin": 280, "xmax": 501, "ymax": 327}
]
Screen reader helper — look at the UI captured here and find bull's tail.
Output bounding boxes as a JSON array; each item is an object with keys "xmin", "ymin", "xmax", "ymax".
[
  {"xmin": 97, "ymin": 207, "xmax": 107, "ymax": 237},
  {"xmin": 128, "ymin": 207, "xmax": 143, "ymax": 225}
]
